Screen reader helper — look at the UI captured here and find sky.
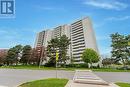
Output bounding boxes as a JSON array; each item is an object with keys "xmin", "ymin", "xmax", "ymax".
[{"xmin": 0, "ymin": 0, "xmax": 130, "ymax": 56}]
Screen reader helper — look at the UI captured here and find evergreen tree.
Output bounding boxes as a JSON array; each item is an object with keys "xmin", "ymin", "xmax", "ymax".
[
  {"xmin": 20, "ymin": 45, "xmax": 32, "ymax": 65},
  {"xmin": 111, "ymin": 33, "xmax": 130, "ymax": 67},
  {"xmin": 14, "ymin": 45, "xmax": 23, "ymax": 65},
  {"xmin": 6, "ymin": 48, "xmax": 16, "ymax": 65},
  {"xmin": 46, "ymin": 35, "xmax": 70, "ymax": 67},
  {"xmin": 58, "ymin": 35, "xmax": 70, "ymax": 66}
]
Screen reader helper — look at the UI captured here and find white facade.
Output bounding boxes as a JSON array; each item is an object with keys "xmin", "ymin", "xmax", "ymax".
[
  {"xmin": 34, "ymin": 17, "xmax": 99, "ymax": 64},
  {"xmin": 34, "ymin": 31, "xmax": 45, "ymax": 48},
  {"xmin": 70, "ymin": 17, "xmax": 99, "ymax": 63},
  {"xmin": 43, "ymin": 30, "xmax": 52, "ymax": 47}
]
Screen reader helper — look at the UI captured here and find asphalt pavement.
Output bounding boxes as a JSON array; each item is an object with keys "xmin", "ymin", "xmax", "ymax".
[
  {"xmin": 0, "ymin": 69, "xmax": 74, "ymax": 87},
  {"xmin": 0, "ymin": 69, "xmax": 130, "ymax": 87},
  {"xmin": 94, "ymin": 72, "xmax": 130, "ymax": 83}
]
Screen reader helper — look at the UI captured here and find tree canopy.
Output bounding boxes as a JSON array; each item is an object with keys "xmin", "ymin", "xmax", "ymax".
[
  {"xmin": 46, "ymin": 35, "xmax": 70, "ymax": 66},
  {"xmin": 82, "ymin": 48, "xmax": 100, "ymax": 67},
  {"xmin": 111, "ymin": 33, "xmax": 130, "ymax": 66},
  {"xmin": 6, "ymin": 45, "xmax": 23, "ymax": 65},
  {"xmin": 20, "ymin": 45, "xmax": 32, "ymax": 65}
]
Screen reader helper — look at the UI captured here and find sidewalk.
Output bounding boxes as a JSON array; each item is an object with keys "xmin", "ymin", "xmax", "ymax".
[{"xmin": 65, "ymin": 70, "xmax": 119, "ymax": 87}]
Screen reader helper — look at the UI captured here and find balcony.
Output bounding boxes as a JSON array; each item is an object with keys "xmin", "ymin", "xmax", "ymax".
[
  {"xmin": 72, "ymin": 36, "xmax": 84, "ymax": 41},
  {"xmin": 73, "ymin": 50, "xmax": 84, "ymax": 55},
  {"xmin": 72, "ymin": 34, "xmax": 84, "ymax": 40},
  {"xmin": 72, "ymin": 41, "xmax": 85, "ymax": 46},
  {"xmin": 72, "ymin": 31, "xmax": 83, "ymax": 36},
  {"xmin": 71, "ymin": 25, "xmax": 83, "ymax": 31},
  {"xmin": 72, "ymin": 28, "xmax": 83, "ymax": 34},
  {"xmin": 73, "ymin": 48, "xmax": 85, "ymax": 52},
  {"xmin": 71, "ymin": 20, "xmax": 82, "ymax": 26},
  {"xmin": 72, "ymin": 39, "xmax": 84, "ymax": 44}
]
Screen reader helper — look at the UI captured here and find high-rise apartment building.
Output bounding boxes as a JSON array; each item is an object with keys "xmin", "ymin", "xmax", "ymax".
[
  {"xmin": 70, "ymin": 17, "xmax": 98, "ymax": 63},
  {"xmin": 34, "ymin": 31, "xmax": 45, "ymax": 48},
  {"xmin": 34, "ymin": 17, "xmax": 99, "ymax": 64}
]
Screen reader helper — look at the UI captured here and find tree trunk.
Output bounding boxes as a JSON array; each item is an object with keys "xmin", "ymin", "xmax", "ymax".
[
  {"xmin": 64, "ymin": 60, "xmax": 66, "ymax": 68},
  {"xmin": 90, "ymin": 59, "xmax": 92, "ymax": 68},
  {"xmin": 90, "ymin": 63, "xmax": 92, "ymax": 68},
  {"xmin": 121, "ymin": 58, "xmax": 126, "ymax": 69}
]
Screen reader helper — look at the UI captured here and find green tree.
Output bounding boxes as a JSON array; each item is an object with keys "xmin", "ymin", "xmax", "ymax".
[
  {"xmin": 125, "ymin": 35, "xmax": 130, "ymax": 57},
  {"xmin": 46, "ymin": 37, "xmax": 59, "ymax": 66},
  {"xmin": 127, "ymin": 59, "xmax": 130, "ymax": 65},
  {"xmin": 111, "ymin": 33, "xmax": 130, "ymax": 67},
  {"xmin": 14, "ymin": 45, "xmax": 23, "ymax": 65},
  {"xmin": 20, "ymin": 45, "xmax": 32, "ymax": 65},
  {"xmin": 6, "ymin": 48, "xmax": 16, "ymax": 65},
  {"xmin": 102, "ymin": 58, "xmax": 115, "ymax": 67},
  {"xmin": 46, "ymin": 35, "xmax": 70, "ymax": 67},
  {"xmin": 5, "ymin": 45, "xmax": 23, "ymax": 65},
  {"xmin": 82, "ymin": 48, "xmax": 100, "ymax": 68},
  {"xmin": 58, "ymin": 35, "xmax": 70, "ymax": 66}
]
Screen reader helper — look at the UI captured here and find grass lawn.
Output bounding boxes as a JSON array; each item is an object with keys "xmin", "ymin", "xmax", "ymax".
[
  {"xmin": 19, "ymin": 78, "xmax": 68, "ymax": 87},
  {"xmin": 0, "ymin": 65, "xmax": 130, "ymax": 72},
  {"xmin": 92, "ymin": 68, "xmax": 130, "ymax": 72},
  {"xmin": 116, "ymin": 82, "xmax": 130, "ymax": 87}
]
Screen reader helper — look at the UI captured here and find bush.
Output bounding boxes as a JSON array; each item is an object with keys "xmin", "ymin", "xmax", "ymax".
[
  {"xmin": 44, "ymin": 62, "xmax": 55, "ymax": 67},
  {"xmin": 65, "ymin": 63, "xmax": 88, "ymax": 68},
  {"xmin": 91, "ymin": 64, "xmax": 101, "ymax": 69},
  {"xmin": 0, "ymin": 64, "xmax": 3, "ymax": 67},
  {"xmin": 65, "ymin": 64, "xmax": 75, "ymax": 67},
  {"xmin": 117, "ymin": 66, "xmax": 130, "ymax": 70},
  {"xmin": 77, "ymin": 63, "xmax": 88, "ymax": 68}
]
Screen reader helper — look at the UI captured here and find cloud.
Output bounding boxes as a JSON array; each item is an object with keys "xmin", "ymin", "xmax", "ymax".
[
  {"xmin": 105, "ymin": 16, "xmax": 130, "ymax": 21},
  {"xmin": 33, "ymin": 5, "xmax": 66, "ymax": 12},
  {"xmin": 83, "ymin": 0, "xmax": 128, "ymax": 10}
]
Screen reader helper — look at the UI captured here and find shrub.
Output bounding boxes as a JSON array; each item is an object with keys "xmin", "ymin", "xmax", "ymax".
[
  {"xmin": 44, "ymin": 62, "xmax": 55, "ymax": 67},
  {"xmin": 65, "ymin": 63, "xmax": 88, "ymax": 68},
  {"xmin": 0, "ymin": 64, "xmax": 3, "ymax": 67},
  {"xmin": 117, "ymin": 66, "xmax": 130, "ymax": 70}
]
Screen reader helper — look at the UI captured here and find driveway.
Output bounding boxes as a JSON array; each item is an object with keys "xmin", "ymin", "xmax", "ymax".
[{"xmin": 0, "ymin": 69, "xmax": 130, "ymax": 87}]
